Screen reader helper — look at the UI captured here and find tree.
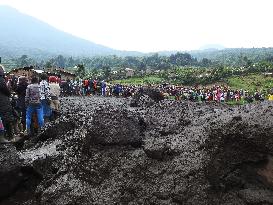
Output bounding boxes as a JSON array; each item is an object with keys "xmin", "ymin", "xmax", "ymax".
[
  {"xmin": 102, "ymin": 66, "xmax": 111, "ymax": 80},
  {"xmin": 55, "ymin": 55, "xmax": 65, "ymax": 68},
  {"xmin": 67, "ymin": 57, "xmax": 75, "ymax": 68},
  {"xmin": 76, "ymin": 64, "xmax": 85, "ymax": 78},
  {"xmin": 45, "ymin": 61, "xmax": 52, "ymax": 68},
  {"xmin": 170, "ymin": 52, "xmax": 196, "ymax": 66},
  {"xmin": 17, "ymin": 55, "xmax": 29, "ymax": 67},
  {"xmin": 200, "ymin": 58, "xmax": 212, "ymax": 67}
]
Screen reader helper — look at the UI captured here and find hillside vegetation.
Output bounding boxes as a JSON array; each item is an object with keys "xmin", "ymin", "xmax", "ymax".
[
  {"xmin": 3, "ymin": 50, "xmax": 273, "ymax": 93},
  {"xmin": 111, "ymin": 74, "xmax": 273, "ymax": 93}
]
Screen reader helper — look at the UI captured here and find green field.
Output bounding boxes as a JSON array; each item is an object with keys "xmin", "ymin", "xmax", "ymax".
[
  {"xmin": 227, "ymin": 74, "xmax": 273, "ymax": 93},
  {"xmin": 111, "ymin": 76, "xmax": 164, "ymax": 85}
]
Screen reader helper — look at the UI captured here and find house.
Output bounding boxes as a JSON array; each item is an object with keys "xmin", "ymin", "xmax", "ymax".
[
  {"xmin": 45, "ymin": 67, "xmax": 76, "ymax": 81},
  {"xmin": 7, "ymin": 66, "xmax": 76, "ymax": 81},
  {"xmin": 145, "ymin": 68, "xmax": 152, "ymax": 75},
  {"xmin": 264, "ymin": 72, "xmax": 273, "ymax": 77},
  {"xmin": 125, "ymin": 68, "xmax": 135, "ymax": 77},
  {"xmin": 7, "ymin": 66, "xmax": 42, "ymax": 80}
]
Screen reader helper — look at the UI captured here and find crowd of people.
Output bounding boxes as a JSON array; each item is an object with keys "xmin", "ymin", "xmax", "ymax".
[
  {"xmin": 158, "ymin": 84, "xmax": 267, "ymax": 103},
  {"xmin": 1, "ymin": 66, "xmax": 272, "ymax": 143},
  {"xmin": 0, "ymin": 66, "xmax": 61, "ymax": 143},
  {"xmin": 60, "ymin": 78, "xmax": 268, "ymax": 104}
]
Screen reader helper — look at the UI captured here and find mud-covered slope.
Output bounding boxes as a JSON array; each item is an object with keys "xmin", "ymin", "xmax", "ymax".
[{"xmin": 1, "ymin": 96, "xmax": 273, "ymax": 205}]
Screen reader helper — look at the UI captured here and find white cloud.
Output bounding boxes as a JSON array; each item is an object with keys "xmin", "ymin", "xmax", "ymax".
[{"xmin": 1, "ymin": 0, "xmax": 273, "ymax": 52}]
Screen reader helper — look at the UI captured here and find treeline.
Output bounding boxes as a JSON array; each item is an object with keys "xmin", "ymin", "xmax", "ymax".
[
  {"xmin": 4, "ymin": 48, "xmax": 273, "ymax": 71},
  {"xmin": 170, "ymin": 61, "xmax": 273, "ymax": 85},
  {"xmin": 2, "ymin": 51, "xmax": 273, "ymax": 87},
  {"xmin": 191, "ymin": 47, "xmax": 273, "ymax": 66},
  {"xmin": 3, "ymin": 52, "xmax": 205, "ymax": 71},
  {"xmin": 3, "ymin": 46, "xmax": 273, "ymax": 89},
  {"xmin": 2, "ymin": 48, "xmax": 273, "ymax": 77}
]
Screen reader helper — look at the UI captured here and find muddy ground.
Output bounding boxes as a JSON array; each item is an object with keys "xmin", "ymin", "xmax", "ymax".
[{"xmin": 1, "ymin": 95, "xmax": 273, "ymax": 205}]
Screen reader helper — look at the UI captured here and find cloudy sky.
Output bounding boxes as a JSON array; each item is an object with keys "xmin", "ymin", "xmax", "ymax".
[{"xmin": 0, "ymin": 0, "xmax": 272, "ymax": 52}]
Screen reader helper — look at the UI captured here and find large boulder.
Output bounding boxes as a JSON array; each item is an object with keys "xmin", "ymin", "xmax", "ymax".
[
  {"xmin": 205, "ymin": 105, "xmax": 273, "ymax": 203},
  {"xmin": 130, "ymin": 88, "xmax": 164, "ymax": 107},
  {"xmin": 87, "ymin": 107, "xmax": 145, "ymax": 147},
  {"xmin": 131, "ymin": 94, "xmax": 155, "ymax": 107}
]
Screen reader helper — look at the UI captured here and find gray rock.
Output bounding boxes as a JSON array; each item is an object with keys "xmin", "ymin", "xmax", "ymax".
[
  {"xmin": 87, "ymin": 107, "xmax": 144, "ymax": 147},
  {"xmin": 238, "ymin": 189, "xmax": 273, "ymax": 204},
  {"xmin": 0, "ymin": 144, "xmax": 23, "ymax": 199},
  {"xmin": 3, "ymin": 97, "xmax": 273, "ymax": 205}
]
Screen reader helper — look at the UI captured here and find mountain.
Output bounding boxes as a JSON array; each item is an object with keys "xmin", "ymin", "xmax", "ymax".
[
  {"xmin": 0, "ymin": 6, "xmax": 141, "ymax": 59},
  {"xmin": 199, "ymin": 44, "xmax": 225, "ymax": 51}
]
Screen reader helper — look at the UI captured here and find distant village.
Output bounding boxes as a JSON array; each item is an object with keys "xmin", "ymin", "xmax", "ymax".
[
  {"xmin": 4, "ymin": 63, "xmax": 165, "ymax": 82},
  {"xmin": 7, "ymin": 66, "xmax": 77, "ymax": 81}
]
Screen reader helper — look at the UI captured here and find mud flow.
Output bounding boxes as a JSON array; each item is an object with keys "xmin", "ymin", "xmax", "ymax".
[{"xmin": 1, "ymin": 95, "xmax": 273, "ymax": 205}]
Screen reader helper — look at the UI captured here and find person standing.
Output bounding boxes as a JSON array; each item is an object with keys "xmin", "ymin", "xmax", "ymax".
[
  {"xmin": 101, "ymin": 80, "xmax": 106, "ymax": 96},
  {"xmin": 83, "ymin": 79, "xmax": 89, "ymax": 96},
  {"xmin": 15, "ymin": 76, "xmax": 28, "ymax": 132},
  {"xmin": 25, "ymin": 76, "xmax": 44, "ymax": 135},
  {"xmin": 48, "ymin": 76, "xmax": 61, "ymax": 119},
  {"xmin": 93, "ymin": 79, "xmax": 97, "ymax": 95},
  {"xmin": 0, "ymin": 65, "xmax": 14, "ymax": 143},
  {"xmin": 40, "ymin": 73, "xmax": 51, "ymax": 121}
]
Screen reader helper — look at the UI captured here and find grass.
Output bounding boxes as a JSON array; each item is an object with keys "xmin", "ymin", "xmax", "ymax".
[
  {"xmin": 227, "ymin": 74, "xmax": 273, "ymax": 93},
  {"xmin": 111, "ymin": 76, "xmax": 164, "ymax": 85}
]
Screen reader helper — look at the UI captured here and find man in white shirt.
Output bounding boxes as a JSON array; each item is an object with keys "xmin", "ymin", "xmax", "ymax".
[
  {"xmin": 39, "ymin": 73, "xmax": 51, "ymax": 121},
  {"xmin": 48, "ymin": 76, "xmax": 61, "ymax": 119}
]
